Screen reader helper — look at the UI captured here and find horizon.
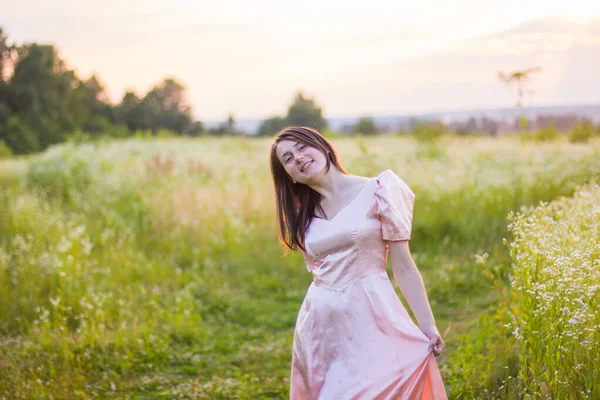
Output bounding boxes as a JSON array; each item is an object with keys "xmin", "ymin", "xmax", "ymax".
[
  {"xmin": 203, "ymin": 101, "xmax": 600, "ymax": 125},
  {"xmin": 3, "ymin": 1, "xmax": 600, "ymax": 121}
]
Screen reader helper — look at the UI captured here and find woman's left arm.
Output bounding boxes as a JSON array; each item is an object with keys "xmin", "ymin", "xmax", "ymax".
[{"xmin": 388, "ymin": 240, "xmax": 444, "ymax": 355}]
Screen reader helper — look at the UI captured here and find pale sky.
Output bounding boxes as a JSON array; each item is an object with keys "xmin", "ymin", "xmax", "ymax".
[{"xmin": 3, "ymin": 0, "xmax": 600, "ymax": 121}]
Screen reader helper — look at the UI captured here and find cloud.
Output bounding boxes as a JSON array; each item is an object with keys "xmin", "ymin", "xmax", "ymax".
[
  {"xmin": 313, "ymin": 15, "xmax": 600, "ymax": 117},
  {"xmin": 452, "ymin": 15, "xmax": 600, "ymax": 55}
]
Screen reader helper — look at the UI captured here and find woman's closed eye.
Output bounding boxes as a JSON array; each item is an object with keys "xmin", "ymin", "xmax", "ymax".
[{"xmin": 284, "ymin": 145, "xmax": 306, "ymax": 163}]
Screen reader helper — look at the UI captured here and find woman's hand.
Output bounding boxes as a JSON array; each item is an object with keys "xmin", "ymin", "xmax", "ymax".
[{"xmin": 420, "ymin": 324, "xmax": 445, "ymax": 357}]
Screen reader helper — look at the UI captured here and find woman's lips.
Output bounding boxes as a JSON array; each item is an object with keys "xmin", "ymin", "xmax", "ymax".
[{"xmin": 301, "ymin": 161, "xmax": 313, "ymax": 172}]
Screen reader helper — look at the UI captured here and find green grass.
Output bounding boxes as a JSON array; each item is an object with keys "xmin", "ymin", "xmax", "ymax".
[
  {"xmin": 501, "ymin": 183, "xmax": 600, "ymax": 399},
  {"xmin": 1, "ymin": 134, "xmax": 599, "ymax": 399}
]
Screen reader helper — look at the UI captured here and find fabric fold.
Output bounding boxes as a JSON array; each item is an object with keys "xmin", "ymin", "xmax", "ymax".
[{"xmin": 367, "ymin": 169, "xmax": 415, "ymax": 241}]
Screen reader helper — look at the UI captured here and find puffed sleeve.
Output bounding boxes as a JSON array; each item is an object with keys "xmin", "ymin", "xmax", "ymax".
[
  {"xmin": 366, "ymin": 169, "xmax": 415, "ymax": 241},
  {"xmin": 301, "ymin": 249, "xmax": 315, "ymax": 272}
]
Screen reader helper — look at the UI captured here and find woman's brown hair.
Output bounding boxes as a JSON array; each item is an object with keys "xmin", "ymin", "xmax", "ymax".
[{"xmin": 269, "ymin": 126, "xmax": 348, "ymax": 252}]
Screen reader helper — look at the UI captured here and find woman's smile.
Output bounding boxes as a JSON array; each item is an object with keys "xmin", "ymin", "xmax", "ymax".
[{"xmin": 300, "ymin": 160, "xmax": 313, "ymax": 173}]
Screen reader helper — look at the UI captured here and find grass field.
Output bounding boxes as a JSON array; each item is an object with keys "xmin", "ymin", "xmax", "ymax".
[{"xmin": 1, "ymin": 134, "xmax": 599, "ymax": 399}]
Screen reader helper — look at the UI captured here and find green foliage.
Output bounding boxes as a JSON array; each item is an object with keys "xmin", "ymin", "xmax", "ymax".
[
  {"xmin": 132, "ymin": 129, "xmax": 156, "ymax": 139},
  {"xmin": 255, "ymin": 91, "xmax": 328, "ymax": 136},
  {"xmin": 411, "ymin": 120, "xmax": 446, "ymax": 143},
  {"xmin": 208, "ymin": 113, "xmax": 240, "ymax": 136},
  {"xmin": 2, "ymin": 136, "xmax": 600, "ymax": 397},
  {"xmin": 285, "ymin": 91, "xmax": 327, "ymax": 132},
  {"xmin": 138, "ymin": 77, "xmax": 194, "ymax": 134},
  {"xmin": 115, "ymin": 91, "xmax": 145, "ymax": 131},
  {"xmin": 533, "ymin": 124, "xmax": 559, "ymax": 142},
  {"xmin": 26, "ymin": 148, "xmax": 93, "ymax": 203},
  {"xmin": 4, "ymin": 44, "xmax": 90, "ymax": 149},
  {"xmin": 187, "ymin": 121, "xmax": 205, "ymax": 137},
  {"xmin": 321, "ymin": 129, "xmax": 341, "ymax": 139},
  {"xmin": 415, "ymin": 142, "xmax": 446, "ymax": 160},
  {"xmin": 568, "ymin": 120, "xmax": 595, "ymax": 143},
  {"xmin": 442, "ymin": 302, "xmax": 520, "ymax": 399},
  {"xmin": 84, "ymin": 115, "xmax": 113, "ymax": 135},
  {"xmin": 412, "ymin": 121, "xmax": 447, "ymax": 160},
  {"xmin": 0, "ymin": 27, "xmax": 206, "ymax": 155},
  {"xmin": 352, "ymin": 117, "xmax": 378, "ymax": 135},
  {"xmin": 501, "ymin": 184, "xmax": 600, "ymax": 398},
  {"xmin": 350, "ymin": 134, "xmax": 378, "ymax": 174},
  {"xmin": 518, "ymin": 116, "xmax": 529, "ymax": 131},
  {"xmin": 0, "ymin": 139, "xmax": 12, "ymax": 159},
  {"xmin": 2, "ymin": 115, "xmax": 40, "ymax": 154},
  {"xmin": 257, "ymin": 116, "xmax": 286, "ymax": 136},
  {"xmin": 156, "ymin": 128, "xmax": 179, "ymax": 138}
]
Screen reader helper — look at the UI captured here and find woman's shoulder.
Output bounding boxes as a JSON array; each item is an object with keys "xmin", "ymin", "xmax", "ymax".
[
  {"xmin": 350, "ymin": 169, "xmax": 394, "ymax": 183},
  {"xmin": 372, "ymin": 169, "xmax": 413, "ymax": 195},
  {"xmin": 374, "ymin": 169, "xmax": 400, "ymax": 184}
]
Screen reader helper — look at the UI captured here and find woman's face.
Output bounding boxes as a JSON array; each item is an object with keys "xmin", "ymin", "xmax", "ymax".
[{"xmin": 276, "ymin": 140, "xmax": 328, "ymax": 184}]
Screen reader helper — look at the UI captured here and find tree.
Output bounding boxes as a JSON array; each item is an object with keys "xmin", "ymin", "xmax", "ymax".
[
  {"xmin": 285, "ymin": 91, "xmax": 327, "ymax": 131},
  {"xmin": 4, "ymin": 43, "xmax": 88, "ymax": 150},
  {"xmin": 141, "ymin": 77, "xmax": 193, "ymax": 133},
  {"xmin": 187, "ymin": 121, "xmax": 204, "ymax": 137},
  {"xmin": 352, "ymin": 117, "xmax": 378, "ymax": 135},
  {"xmin": 3, "ymin": 115, "xmax": 40, "ymax": 154},
  {"xmin": 0, "ymin": 27, "xmax": 15, "ymax": 134},
  {"xmin": 116, "ymin": 91, "xmax": 145, "ymax": 131},
  {"xmin": 0, "ymin": 27, "xmax": 16, "ymax": 85},
  {"xmin": 411, "ymin": 120, "xmax": 446, "ymax": 143},
  {"xmin": 208, "ymin": 113, "xmax": 237, "ymax": 136},
  {"xmin": 257, "ymin": 116, "xmax": 286, "ymax": 136},
  {"xmin": 78, "ymin": 74, "xmax": 114, "ymax": 133},
  {"xmin": 225, "ymin": 113, "xmax": 235, "ymax": 134},
  {"xmin": 115, "ymin": 79, "xmax": 203, "ymax": 136},
  {"xmin": 498, "ymin": 67, "xmax": 542, "ymax": 131},
  {"xmin": 0, "ymin": 26, "xmax": 208, "ymax": 153}
]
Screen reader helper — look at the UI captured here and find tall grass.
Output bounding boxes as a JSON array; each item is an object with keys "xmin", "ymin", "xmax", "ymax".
[
  {"xmin": 0, "ymin": 135, "xmax": 599, "ymax": 398},
  {"xmin": 504, "ymin": 183, "xmax": 600, "ymax": 398},
  {"xmin": 445, "ymin": 182, "xmax": 600, "ymax": 399}
]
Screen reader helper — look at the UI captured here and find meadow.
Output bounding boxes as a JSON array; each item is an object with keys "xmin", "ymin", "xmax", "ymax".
[{"xmin": 1, "ymin": 133, "xmax": 599, "ymax": 399}]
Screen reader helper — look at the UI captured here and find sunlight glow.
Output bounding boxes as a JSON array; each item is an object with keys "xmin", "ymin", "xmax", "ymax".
[{"xmin": 1, "ymin": 0, "xmax": 599, "ymax": 119}]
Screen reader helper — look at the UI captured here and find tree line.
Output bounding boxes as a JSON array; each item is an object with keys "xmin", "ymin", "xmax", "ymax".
[
  {"xmin": 2, "ymin": 27, "xmax": 597, "ymax": 157},
  {"xmin": 0, "ymin": 27, "xmax": 329, "ymax": 155}
]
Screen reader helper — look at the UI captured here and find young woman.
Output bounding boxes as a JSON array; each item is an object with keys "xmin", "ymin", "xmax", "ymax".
[{"xmin": 270, "ymin": 126, "xmax": 448, "ymax": 399}]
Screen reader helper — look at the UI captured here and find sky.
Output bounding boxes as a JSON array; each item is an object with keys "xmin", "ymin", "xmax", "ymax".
[{"xmin": 2, "ymin": 0, "xmax": 600, "ymax": 121}]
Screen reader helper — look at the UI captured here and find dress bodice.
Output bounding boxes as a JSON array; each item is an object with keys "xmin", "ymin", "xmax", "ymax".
[{"xmin": 302, "ymin": 169, "xmax": 415, "ymax": 291}]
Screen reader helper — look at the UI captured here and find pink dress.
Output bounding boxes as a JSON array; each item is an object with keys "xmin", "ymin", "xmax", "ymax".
[{"xmin": 290, "ymin": 169, "xmax": 448, "ymax": 400}]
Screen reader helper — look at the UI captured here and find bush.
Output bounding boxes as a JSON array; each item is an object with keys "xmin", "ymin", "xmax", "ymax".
[
  {"xmin": 503, "ymin": 183, "xmax": 600, "ymax": 398},
  {"xmin": 156, "ymin": 128, "xmax": 178, "ymax": 138},
  {"xmin": 133, "ymin": 129, "xmax": 155, "ymax": 139},
  {"xmin": 65, "ymin": 129, "xmax": 91, "ymax": 146},
  {"xmin": 533, "ymin": 124, "xmax": 559, "ymax": 141},
  {"xmin": 106, "ymin": 124, "xmax": 131, "ymax": 138},
  {"xmin": 568, "ymin": 120, "xmax": 595, "ymax": 143},
  {"xmin": 26, "ymin": 148, "xmax": 92, "ymax": 203},
  {"xmin": 321, "ymin": 129, "xmax": 341, "ymax": 139},
  {"xmin": 352, "ymin": 117, "xmax": 379, "ymax": 135},
  {"xmin": 2, "ymin": 116, "xmax": 40, "ymax": 155},
  {"xmin": 257, "ymin": 116, "xmax": 286, "ymax": 136},
  {"xmin": 411, "ymin": 120, "xmax": 446, "ymax": 143},
  {"xmin": 0, "ymin": 139, "xmax": 13, "ymax": 159}
]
